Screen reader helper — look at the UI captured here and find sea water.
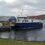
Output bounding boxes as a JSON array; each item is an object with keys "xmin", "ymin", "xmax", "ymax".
[{"xmin": 0, "ymin": 20, "xmax": 45, "ymax": 41}]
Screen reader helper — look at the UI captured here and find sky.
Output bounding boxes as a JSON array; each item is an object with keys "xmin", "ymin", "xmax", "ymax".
[{"xmin": 0, "ymin": 0, "xmax": 45, "ymax": 17}]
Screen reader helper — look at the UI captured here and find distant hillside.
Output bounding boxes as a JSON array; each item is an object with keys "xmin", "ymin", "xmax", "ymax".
[
  {"xmin": 0, "ymin": 15, "xmax": 45, "ymax": 20},
  {"xmin": 39, "ymin": 14, "xmax": 45, "ymax": 20},
  {"xmin": 27, "ymin": 14, "xmax": 45, "ymax": 20}
]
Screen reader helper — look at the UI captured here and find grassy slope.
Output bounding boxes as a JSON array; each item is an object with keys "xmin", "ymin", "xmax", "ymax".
[{"xmin": 0, "ymin": 39, "xmax": 45, "ymax": 45}]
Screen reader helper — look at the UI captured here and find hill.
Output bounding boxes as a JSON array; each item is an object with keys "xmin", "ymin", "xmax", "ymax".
[{"xmin": 27, "ymin": 14, "xmax": 45, "ymax": 20}]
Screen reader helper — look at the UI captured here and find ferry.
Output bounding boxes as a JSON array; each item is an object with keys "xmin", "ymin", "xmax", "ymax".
[{"xmin": 15, "ymin": 16, "xmax": 43, "ymax": 30}]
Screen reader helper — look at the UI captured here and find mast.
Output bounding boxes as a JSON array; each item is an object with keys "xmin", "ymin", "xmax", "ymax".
[{"xmin": 21, "ymin": 8, "xmax": 24, "ymax": 17}]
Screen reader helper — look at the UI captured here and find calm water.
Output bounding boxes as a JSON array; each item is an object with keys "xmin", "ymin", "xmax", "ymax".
[{"xmin": 1, "ymin": 20, "xmax": 45, "ymax": 41}]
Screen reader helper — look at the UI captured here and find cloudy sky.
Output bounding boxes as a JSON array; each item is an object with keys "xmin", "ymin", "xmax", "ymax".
[{"xmin": 0, "ymin": 0, "xmax": 45, "ymax": 17}]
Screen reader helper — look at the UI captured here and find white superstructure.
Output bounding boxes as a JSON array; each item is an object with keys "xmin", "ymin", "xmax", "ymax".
[{"xmin": 16, "ymin": 16, "xmax": 40, "ymax": 23}]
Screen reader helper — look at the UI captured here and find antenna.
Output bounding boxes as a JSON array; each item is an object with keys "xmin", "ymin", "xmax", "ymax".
[
  {"xmin": 17, "ymin": 8, "xmax": 24, "ymax": 17},
  {"xmin": 21, "ymin": 8, "xmax": 24, "ymax": 16}
]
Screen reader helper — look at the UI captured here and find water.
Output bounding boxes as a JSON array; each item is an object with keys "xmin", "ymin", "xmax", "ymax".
[{"xmin": 0, "ymin": 20, "xmax": 45, "ymax": 41}]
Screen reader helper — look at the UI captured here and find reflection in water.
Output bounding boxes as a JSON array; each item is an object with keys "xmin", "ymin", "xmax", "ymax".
[{"xmin": 0, "ymin": 20, "xmax": 45, "ymax": 41}]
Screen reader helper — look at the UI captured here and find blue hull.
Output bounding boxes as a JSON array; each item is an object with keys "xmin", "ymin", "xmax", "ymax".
[{"xmin": 15, "ymin": 22, "xmax": 43, "ymax": 30}]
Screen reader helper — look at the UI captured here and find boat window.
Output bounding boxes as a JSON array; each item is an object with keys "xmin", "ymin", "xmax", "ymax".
[
  {"xmin": 22, "ymin": 20, "xmax": 25, "ymax": 22},
  {"xmin": 22, "ymin": 20, "xmax": 28, "ymax": 23},
  {"xmin": 25, "ymin": 20, "xmax": 28, "ymax": 22},
  {"xmin": 18, "ymin": 19, "xmax": 20, "ymax": 22}
]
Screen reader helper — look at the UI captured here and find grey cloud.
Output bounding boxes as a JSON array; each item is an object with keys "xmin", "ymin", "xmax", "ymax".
[
  {"xmin": 32, "ymin": 0, "xmax": 45, "ymax": 10},
  {"xmin": 0, "ymin": 1, "xmax": 15, "ymax": 16},
  {"xmin": 0, "ymin": 0, "xmax": 45, "ymax": 16}
]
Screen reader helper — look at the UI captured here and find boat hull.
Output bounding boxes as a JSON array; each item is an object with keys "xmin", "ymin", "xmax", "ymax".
[{"xmin": 15, "ymin": 22, "xmax": 43, "ymax": 30}]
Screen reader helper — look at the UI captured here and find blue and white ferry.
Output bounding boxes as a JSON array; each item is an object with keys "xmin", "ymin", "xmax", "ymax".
[{"xmin": 15, "ymin": 16, "xmax": 43, "ymax": 30}]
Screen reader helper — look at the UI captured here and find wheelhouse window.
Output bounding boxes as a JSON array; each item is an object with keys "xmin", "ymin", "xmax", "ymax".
[
  {"xmin": 22, "ymin": 20, "xmax": 28, "ymax": 23},
  {"xmin": 18, "ymin": 19, "xmax": 20, "ymax": 22},
  {"xmin": 25, "ymin": 20, "xmax": 28, "ymax": 22}
]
